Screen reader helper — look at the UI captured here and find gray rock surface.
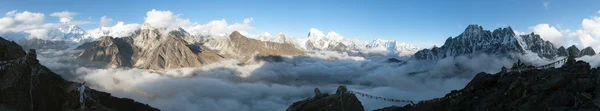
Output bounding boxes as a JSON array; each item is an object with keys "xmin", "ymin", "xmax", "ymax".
[
  {"xmin": 378, "ymin": 57, "xmax": 600, "ymax": 111},
  {"xmin": 557, "ymin": 46, "xmax": 568, "ymax": 57},
  {"xmin": 412, "ymin": 24, "xmax": 596, "ymax": 60},
  {"xmin": 76, "ymin": 36, "xmax": 137, "ymax": 68},
  {"xmin": 413, "ymin": 25, "xmax": 525, "ymax": 60},
  {"xmin": 580, "ymin": 46, "xmax": 596, "ymax": 57},
  {"xmin": 203, "ymin": 31, "xmax": 305, "ymax": 63},
  {"xmin": 519, "ymin": 32, "xmax": 558, "ymax": 58},
  {"xmin": 287, "ymin": 86, "xmax": 364, "ymax": 111}
]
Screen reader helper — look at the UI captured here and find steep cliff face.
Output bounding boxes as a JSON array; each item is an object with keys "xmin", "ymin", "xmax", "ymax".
[{"xmin": 0, "ymin": 37, "xmax": 159, "ymax": 111}]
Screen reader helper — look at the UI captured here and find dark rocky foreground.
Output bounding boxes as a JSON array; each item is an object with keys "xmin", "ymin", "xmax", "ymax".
[
  {"xmin": 287, "ymin": 86, "xmax": 364, "ymax": 111},
  {"xmin": 287, "ymin": 55, "xmax": 600, "ymax": 111},
  {"xmin": 0, "ymin": 37, "xmax": 159, "ymax": 111},
  {"xmin": 377, "ymin": 57, "xmax": 600, "ymax": 111}
]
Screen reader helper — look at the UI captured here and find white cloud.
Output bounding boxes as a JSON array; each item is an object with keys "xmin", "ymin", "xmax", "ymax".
[
  {"xmin": 582, "ymin": 17, "xmax": 600, "ymax": 36},
  {"xmin": 39, "ymin": 47, "xmax": 541, "ymax": 111},
  {"xmin": 184, "ymin": 17, "xmax": 255, "ymax": 37},
  {"xmin": 530, "ymin": 24, "xmax": 565, "ymax": 46},
  {"xmin": 50, "ymin": 11, "xmax": 78, "ymax": 23},
  {"xmin": 143, "ymin": 9, "xmax": 191, "ymax": 30},
  {"xmin": 543, "ymin": 2, "xmax": 550, "ymax": 9},
  {"xmin": 243, "ymin": 17, "xmax": 253, "ymax": 24},
  {"xmin": 0, "ymin": 17, "xmax": 15, "ymax": 30},
  {"xmin": 0, "ymin": 10, "xmax": 90, "ymax": 40},
  {"xmin": 14, "ymin": 11, "xmax": 44, "ymax": 24},
  {"xmin": 5, "ymin": 10, "xmax": 17, "ymax": 16},
  {"xmin": 99, "ymin": 16, "xmax": 113, "ymax": 27},
  {"xmin": 25, "ymin": 28, "xmax": 49, "ymax": 39}
]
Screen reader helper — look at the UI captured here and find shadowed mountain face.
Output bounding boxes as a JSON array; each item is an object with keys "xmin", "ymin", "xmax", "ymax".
[
  {"xmin": 76, "ymin": 36, "xmax": 137, "ymax": 68},
  {"xmin": 0, "ymin": 37, "xmax": 26, "ymax": 61},
  {"xmin": 377, "ymin": 57, "xmax": 600, "ymax": 111},
  {"xmin": 76, "ymin": 27, "xmax": 224, "ymax": 70},
  {"xmin": 203, "ymin": 31, "xmax": 305, "ymax": 63},
  {"xmin": 413, "ymin": 25, "xmax": 525, "ymax": 60},
  {"xmin": 76, "ymin": 28, "xmax": 305, "ymax": 69},
  {"xmin": 0, "ymin": 37, "xmax": 159, "ymax": 111}
]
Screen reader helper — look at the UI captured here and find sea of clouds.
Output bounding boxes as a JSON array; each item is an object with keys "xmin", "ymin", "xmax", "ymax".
[{"xmin": 35, "ymin": 48, "xmax": 570, "ymax": 111}]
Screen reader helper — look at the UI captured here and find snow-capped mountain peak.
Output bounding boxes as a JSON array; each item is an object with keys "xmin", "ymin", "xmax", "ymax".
[
  {"xmin": 308, "ymin": 28, "xmax": 326, "ymax": 39},
  {"xmin": 58, "ymin": 25, "xmax": 85, "ymax": 34},
  {"xmin": 84, "ymin": 21, "xmax": 141, "ymax": 40},
  {"xmin": 367, "ymin": 38, "xmax": 421, "ymax": 56}
]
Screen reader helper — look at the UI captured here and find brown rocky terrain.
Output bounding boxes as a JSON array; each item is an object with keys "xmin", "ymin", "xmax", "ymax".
[{"xmin": 199, "ymin": 31, "xmax": 306, "ymax": 63}]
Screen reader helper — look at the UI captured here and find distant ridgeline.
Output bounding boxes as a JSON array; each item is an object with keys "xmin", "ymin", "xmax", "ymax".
[{"xmin": 412, "ymin": 24, "xmax": 596, "ymax": 60}]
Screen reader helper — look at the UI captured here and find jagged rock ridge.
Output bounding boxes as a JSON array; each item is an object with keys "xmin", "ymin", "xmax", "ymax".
[
  {"xmin": 413, "ymin": 24, "xmax": 596, "ymax": 60},
  {"xmin": 413, "ymin": 25, "xmax": 525, "ymax": 60},
  {"xmin": 76, "ymin": 25, "xmax": 221, "ymax": 70}
]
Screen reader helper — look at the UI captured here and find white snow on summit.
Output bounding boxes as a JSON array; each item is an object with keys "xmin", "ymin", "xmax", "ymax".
[
  {"xmin": 366, "ymin": 39, "xmax": 421, "ymax": 56},
  {"xmin": 84, "ymin": 22, "xmax": 141, "ymax": 40}
]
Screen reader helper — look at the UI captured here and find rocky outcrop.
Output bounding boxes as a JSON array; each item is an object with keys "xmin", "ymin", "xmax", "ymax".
[
  {"xmin": 413, "ymin": 25, "xmax": 525, "ymax": 60},
  {"xmin": 380, "ymin": 57, "xmax": 600, "ymax": 111},
  {"xmin": 0, "ymin": 37, "xmax": 159, "ymax": 111},
  {"xmin": 287, "ymin": 86, "xmax": 364, "ymax": 111},
  {"xmin": 76, "ymin": 36, "xmax": 138, "ymax": 68},
  {"xmin": 557, "ymin": 46, "xmax": 568, "ymax": 57},
  {"xmin": 580, "ymin": 46, "xmax": 596, "ymax": 57},
  {"xmin": 567, "ymin": 45, "xmax": 580, "ymax": 57},
  {"xmin": 203, "ymin": 31, "xmax": 305, "ymax": 62}
]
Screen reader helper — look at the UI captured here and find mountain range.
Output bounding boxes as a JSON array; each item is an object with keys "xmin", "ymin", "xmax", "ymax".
[{"xmin": 413, "ymin": 25, "xmax": 596, "ymax": 60}]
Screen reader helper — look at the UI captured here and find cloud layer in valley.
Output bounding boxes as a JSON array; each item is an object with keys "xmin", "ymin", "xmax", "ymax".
[{"xmin": 35, "ymin": 49, "xmax": 565, "ymax": 111}]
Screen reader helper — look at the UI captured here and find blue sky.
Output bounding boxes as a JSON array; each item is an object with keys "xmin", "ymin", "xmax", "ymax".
[{"xmin": 1, "ymin": 0, "xmax": 599, "ymax": 47}]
